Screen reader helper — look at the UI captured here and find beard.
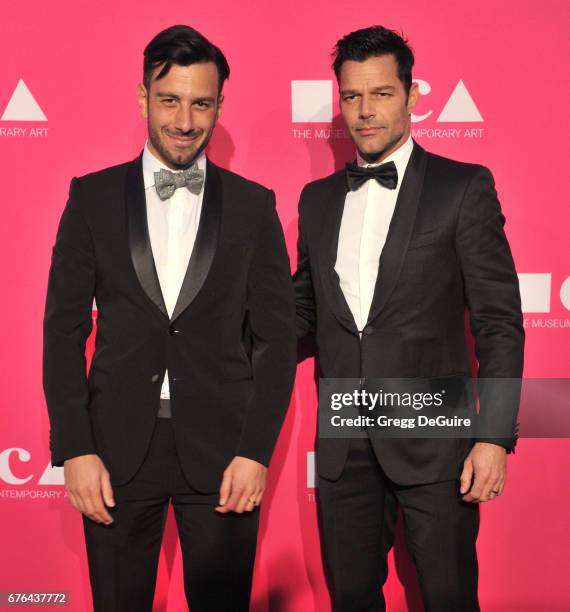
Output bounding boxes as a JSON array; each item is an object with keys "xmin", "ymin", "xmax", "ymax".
[{"xmin": 147, "ymin": 122, "xmax": 212, "ymax": 170}]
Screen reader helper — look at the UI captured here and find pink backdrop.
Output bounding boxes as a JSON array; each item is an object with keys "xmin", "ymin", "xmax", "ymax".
[{"xmin": 1, "ymin": 1, "xmax": 569, "ymax": 609}]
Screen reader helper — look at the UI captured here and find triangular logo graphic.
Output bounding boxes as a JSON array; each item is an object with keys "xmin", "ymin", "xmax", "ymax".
[
  {"xmin": 1, "ymin": 78, "xmax": 47, "ymax": 121},
  {"xmin": 436, "ymin": 80, "xmax": 483, "ymax": 122},
  {"xmin": 38, "ymin": 464, "xmax": 64, "ymax": 485}
]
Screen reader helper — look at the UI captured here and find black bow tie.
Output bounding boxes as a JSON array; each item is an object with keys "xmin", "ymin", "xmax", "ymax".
[{"xmin": 345, "ymin": 161, "xmax": 398, "ymax": 192}]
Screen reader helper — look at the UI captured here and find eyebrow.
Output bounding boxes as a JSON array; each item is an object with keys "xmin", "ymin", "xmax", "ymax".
[
  {"xmin": 156, "ymin": 92, "xmax": 180, "ymax": 99},
  {"xmin": 155, "ymin": 92, "xmax": 217, "ymax": 103},
  {"xmin": 340, "ymin": 85, "xmax": 396, "ymax": 95}
]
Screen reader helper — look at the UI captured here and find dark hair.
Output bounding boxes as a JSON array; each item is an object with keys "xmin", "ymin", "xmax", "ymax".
[
  {"xmin": 332, "ymin": 26, "xmax": 414, "ymax": 95},
  {"xmin": 143, "ymin": 25, "xmax": 230, "ymax": 94}
]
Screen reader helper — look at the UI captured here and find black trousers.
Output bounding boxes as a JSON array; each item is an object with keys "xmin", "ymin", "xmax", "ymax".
[
  {"xmin": 317, "ymin": 436, "xmax": 480, "ymax": 612},
  {"xmin": 82, "ymin": 417, "xmax": 259, "ymax": 612}
]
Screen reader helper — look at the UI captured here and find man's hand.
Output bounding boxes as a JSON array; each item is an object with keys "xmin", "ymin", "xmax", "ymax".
[
  {"xmin": 216, "ymin": 456, "xmax": 267, "ymax": 514},
  {"xmin": 460, "ymin": 442, "xmax": 507, "ymax": 503},
  {"xmin": 64, "ymin": 454, "xmax": 115, "ymax": 524}
]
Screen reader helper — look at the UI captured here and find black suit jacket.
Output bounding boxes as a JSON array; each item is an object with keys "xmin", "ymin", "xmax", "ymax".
[
  {"xmin": 43, "ymin": 153, "xmax": 297, "ymax": 492},
  {"xmin": 293, "ymin": 141, "xmax": 524, "ymax": 485}
]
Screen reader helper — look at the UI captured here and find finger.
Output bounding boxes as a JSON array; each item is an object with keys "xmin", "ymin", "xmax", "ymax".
[
  {"xmin": 248, "ymin": 493, "xmax": 261, "ymax": 509},
  {"xmin": 227, "ymin": 484, "xmax": 246, "ymax": 513},
  {"xmin": 488, "ymin": 489, "xmax": 502, "ymax": 501},
  {"xmin": 217, "ymin": 482, "xmax": 243, "ymax": 514},
  {"xmin": 255, "ymin": 483, "xmax": 265, "ymax": 502},
  {"xmin": 66, "ymin": 490, "xmax": 81, "ymax": 513},
  {"xmin": 244, "ymin": 481, "xmax": 264, "ymax": 511},
  {"xmin": 496, "ymin": 479, "xmax": 506, "ymax": 495},
  {"xmin": 462, "ymin": 472, "xmax": 490, "ymax": 502},
  {"xmin": 250, "ymin": 485, "xmax": 264, "ymax": 508},
  {"xmin": 479, "ymin": 473, "xmax": 502, "ymax": 503},
  {"xmin": 497, "ymin": 473, "xmax": 507, "ymax": 495},
  {"xmin": 64, "ymin": 471, "xmax": 85, "ymax": 513},
  {"xmin": 95, "ymin": 502, "xmax": 114, "ymax": 524},
  {"xmin": 71, "ymin": 489, "xmax": 88, "ymax": 515},
  {"xmin": 487, "ymin": 477, "xmax": 505, "ymax": 501},
  {"xmin": 101, "ymin": 472, "xmax": 115, "ymax": 508},
  {"xmin": 84, "ymin": 490, "xmax": 113, "ymax": 524},
  {"xmin": 235, "ymin": 489, "xmax": 256, "ymax": 514},
  {"xmin": 459, "ymin": 460, "xmax": 474, "ymax": 495},
  {"xmin": 86, "ymin": 494, "xmax": 111, "ymax": 523},
  {"xmin": 218, "ymin": 471, "xmax": 233, "ymax": 507},
  {"xmin": 250, "ymin": 491, "xmax": 263, "ymax": 510},
  {"xmin": 77, "ymin": 491, "xmax": 97, "ymax": 521}
]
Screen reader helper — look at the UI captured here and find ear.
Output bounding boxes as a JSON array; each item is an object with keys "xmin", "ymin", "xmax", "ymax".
[
  {"xmin": 407, "ymin": 81, "xmax": 419, "ymax": 114},
  {"xmin": 215, "ymin": 93, "xmax": 224, "ymax": 123},
  {"xmin": 137, "ymin": 83, "xmax": 148, "ymax": 119}
]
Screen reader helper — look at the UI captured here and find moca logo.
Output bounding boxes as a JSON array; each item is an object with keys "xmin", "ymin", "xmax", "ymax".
[
  {"xmin": 518, "ymin": 273, "xmax": 570, "ymax": 313},
  {"xmin": 0, "ymin": 448, "xmax": 63, "ymax": 485},
  {"xmin": 412, "ymin": 79, "xmax": 482, "ymax": 123},
  {"xmin": 1, "ymin": 78, "xmax": 47, "ymax": 121},
  {"xmin": 290, "ymin": 79, "xmax": 482, "ymax": 124}
]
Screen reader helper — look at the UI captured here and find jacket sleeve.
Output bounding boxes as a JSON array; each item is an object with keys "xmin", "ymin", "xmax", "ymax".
[
  {"xmin": 43, "ymin": 177, "xmax": 97, "ymax": 466},
  {"xmin": 235, "ymin": 190, "xmax": 297, "ymax": 466},
  {"xmin": 292, "ymin": 188, "xmax": 317, "ymax": 338},
  {"xmin": 455, "ymin": 166, "xmax": 525, "ymax": 452}
]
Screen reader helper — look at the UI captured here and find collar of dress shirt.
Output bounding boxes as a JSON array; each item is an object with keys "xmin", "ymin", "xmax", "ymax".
[
  {"xmin": 356, "ymin": 134, "xmax": 414, "ymax": 180},
  {"xmin": 142, "ymin": 139, "xmax": 207, "ymax": 192}
]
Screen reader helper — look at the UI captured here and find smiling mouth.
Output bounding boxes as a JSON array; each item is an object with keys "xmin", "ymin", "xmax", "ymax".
[{"xmin": 167, "ymin": 133, "xmax": 200, "ymax": 146}]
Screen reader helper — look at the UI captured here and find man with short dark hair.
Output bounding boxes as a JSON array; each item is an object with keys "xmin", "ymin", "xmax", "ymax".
[
  {"xmin": 43, "ymin": 24, "xmax": 296, "ymax": 611},
  {"xmin": 294, "ymin": 25, "xmax": 524, "ymax": 611}
]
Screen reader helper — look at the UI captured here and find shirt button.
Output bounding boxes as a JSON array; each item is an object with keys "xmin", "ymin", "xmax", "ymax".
[
  {"xmin": 151, "ymin": 374, "xmax": 160, "ymax": 383},
  {"xmin": 363, "ymin": 325, "xmax": 374, "ymax": 335}
]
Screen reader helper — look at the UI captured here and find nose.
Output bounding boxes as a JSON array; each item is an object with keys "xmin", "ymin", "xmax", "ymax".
[
  {"xmin": 358, "ymin": 94, "xmax": 375, "ymax": 121},
  {"xmin": 173, "ymin": 103, "xmax": 194, "ymax": 134}
]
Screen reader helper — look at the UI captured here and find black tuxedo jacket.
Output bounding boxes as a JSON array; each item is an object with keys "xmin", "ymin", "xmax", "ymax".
[
  {"xmin": 43, "ymin": 153, "xmax": 296, "ymax": 492},
  {"xmin": 293, "ymin": 141, "xmax": 524, "ymax": 485}
]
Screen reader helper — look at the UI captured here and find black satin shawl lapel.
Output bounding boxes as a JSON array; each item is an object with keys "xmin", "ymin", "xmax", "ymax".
[
  {"xmin": 170, "ymin": 159, "xmax": 222, "ymax": 323},
  {"xmin": 366, "ymin": 142, "xmax": 428, "ymax": 325},
  {"xmin": 317, "ymin": 170, "xmax": 360, "ymax": 335},
  {"xmin": 126, "ymin": 153, "xmax": 168, "ymax": 319}
]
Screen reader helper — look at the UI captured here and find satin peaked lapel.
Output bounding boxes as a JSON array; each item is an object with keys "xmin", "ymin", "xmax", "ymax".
[
  {"xmin": 171, "ymin": 159, "xmax": 221, "ymax": 323},
  {"xmin": 126, "ymin": 153, "xmax": 169, "ymax": 319},
  {"xmin": 318, "ymin": 171, "xmax": 359, "ymax": 335},
  {"xmin": 365, "ymin": 142, "xmax": 428, "ymax": 326}
]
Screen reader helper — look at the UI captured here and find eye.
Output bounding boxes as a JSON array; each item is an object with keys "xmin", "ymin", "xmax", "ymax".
[
  {"xmin": 195, "ymin": 100, "xmax": 211, "ymax": 109},
  {"xmin": 162, "ymin": 98, "xmax": 176, "ymax": 105},
  {"xmin": 343, "ymin": 95, "xmax": 357, "ymax": 102}
]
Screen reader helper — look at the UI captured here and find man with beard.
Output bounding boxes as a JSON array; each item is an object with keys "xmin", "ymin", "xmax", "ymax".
[{"xmin": 43, "ymin": 24, "xmax": 296, "ymax": 612}]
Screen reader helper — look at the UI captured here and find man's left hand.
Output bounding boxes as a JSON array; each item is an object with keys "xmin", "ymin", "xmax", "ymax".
[
  {"xmin": 460, "ymin": 442, "xmax": 506, "ymax": 503},
  {"xmin": 216, "ymin": 456, "xmax": 267, "ymax": 514}
]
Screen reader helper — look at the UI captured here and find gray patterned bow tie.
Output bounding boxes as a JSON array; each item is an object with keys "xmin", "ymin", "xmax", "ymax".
[{"xmin": 154, "ymin": 164, "xmax": 205, "ymax": 200}]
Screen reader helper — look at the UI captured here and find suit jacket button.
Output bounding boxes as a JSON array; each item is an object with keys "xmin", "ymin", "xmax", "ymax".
[
  {"xmin": 151, "ymin": 374, "xmax": 160, "ymax": 382},
  {"xmin": 363, "ymin": 325, "xmax": 373, "ymax": 335},
  {"xmin": 169, "ymin": 326, "xmax": 180, "ymax": 336}
]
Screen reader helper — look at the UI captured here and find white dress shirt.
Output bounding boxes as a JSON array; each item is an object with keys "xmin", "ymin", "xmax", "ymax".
[
  {"xmin": 335, "ymin": 135, "xmax": 414, "ymax": 332},
  {"xmin": 142, "ymin": 140, "xmax": 206, "ymax": 398}
]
